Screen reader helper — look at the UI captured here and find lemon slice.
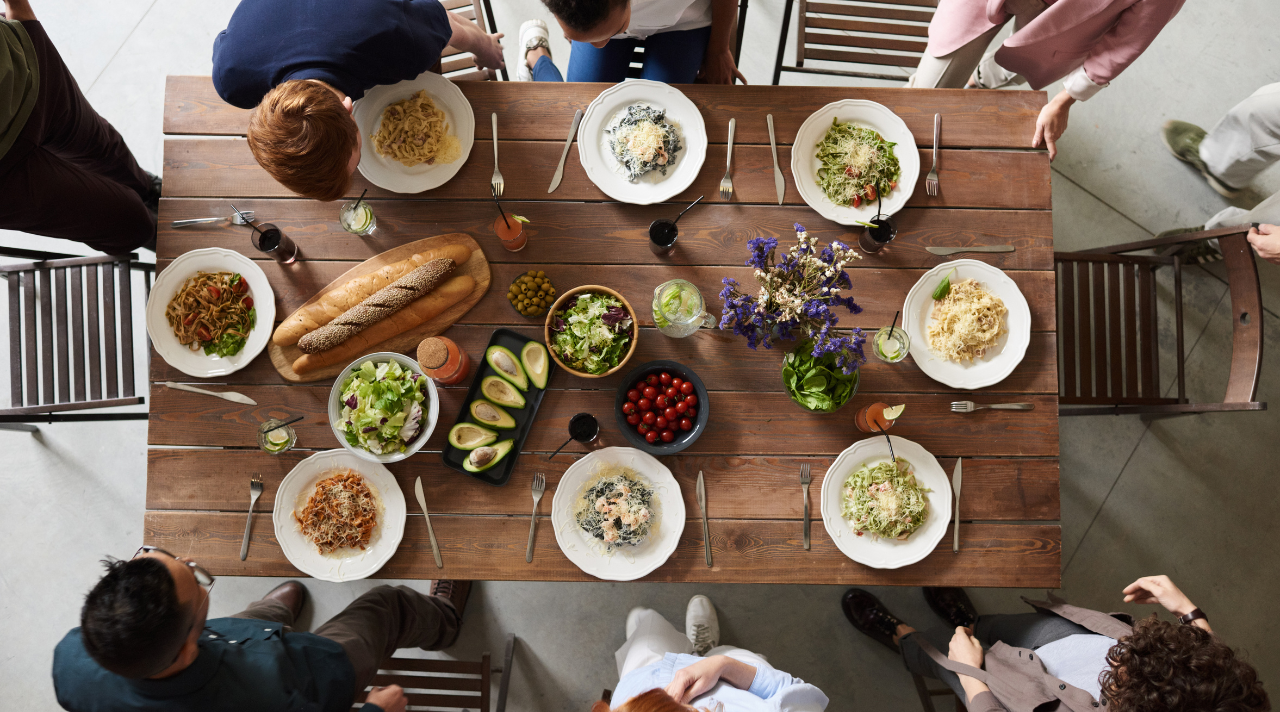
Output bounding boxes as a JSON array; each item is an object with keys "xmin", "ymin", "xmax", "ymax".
[
  {"xmin": 267, "ymin": 429, "xmax": 290, "ymax": 444},
  {"xmin": 881, "ymin": 404, "xmax": 906, "ymax": 420}
]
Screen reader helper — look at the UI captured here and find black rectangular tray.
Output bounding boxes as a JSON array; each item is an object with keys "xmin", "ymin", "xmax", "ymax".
[{"xmin": 441, "ymin": 328, "xmax": 554, "ymax": 486}]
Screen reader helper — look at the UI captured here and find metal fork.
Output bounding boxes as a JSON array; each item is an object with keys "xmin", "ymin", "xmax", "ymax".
[
  {"xmin": 526, "ymin": 472, "xmax": 546, "ymax": 563},
  {"xmin": 719, "ymin": 118, "xmax": 736, "ymax": 200},
  {"xmin": 800, "ymin": 463, "xmax": 811, "ymax": 551},
  {"xmin": 172, "ymin": 211, "xmax": 254, "ymax": 228},
  {"xmin": 951, "ymin": 401, "xmax": 1034, "ymax": 412},
  {"xmin": 925, "ymin": 113, "xmax": 940, "ymax": 197},
  {"xmin": 490, "ymin": 113, "xmax": 504, "ymax": 197},
  {"xmin": 240, "ymin": 474, "xmax": 263, "ymax": 561}
]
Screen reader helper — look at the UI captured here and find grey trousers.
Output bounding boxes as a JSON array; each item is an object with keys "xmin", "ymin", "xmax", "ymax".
[
  {"xmin": 899, "ymin": 612, "xmax": 1093, "ymax": 701},
  {"xmin": 231, "ymin": 584, "xmax": 461, "ymax": 689}
]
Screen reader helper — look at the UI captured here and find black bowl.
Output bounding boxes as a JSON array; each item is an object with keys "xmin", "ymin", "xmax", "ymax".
[{"xmin": 613, "ymin": 359, "xmax": 710, "ymax": 455}]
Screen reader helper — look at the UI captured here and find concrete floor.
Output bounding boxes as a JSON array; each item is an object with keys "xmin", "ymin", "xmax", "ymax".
[{"xmin": 3, "ymin": 1, "xmax": 1279, "ymax": 709}]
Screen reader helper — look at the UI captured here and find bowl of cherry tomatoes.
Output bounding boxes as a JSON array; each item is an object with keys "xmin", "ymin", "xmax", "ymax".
[{"xmin": 614, "ymin": 360, "xmax": 709, "ymax": 455}]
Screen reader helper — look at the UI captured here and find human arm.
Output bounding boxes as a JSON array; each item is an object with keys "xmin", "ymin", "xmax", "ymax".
[
  {"xmin": 362, "ymin": 685, "xmax": 407, "ymax": 712},
  {"xmin": 664, "ymin": 655, "xmax": 758, "ymax": 704},
  {"xmin": 948, "ymin": 626, "xmax": 999, "ymax": 706},
  {"xmin": 2, "ymin": 0, "xmax": 36, "ymax": 21},
  {"xmin": 1247, "ymin": 224, "xmax": 1280, "ymax": 265},
  {"xmin": 1032, "ymin": 90, "xmax": 1074, "ymax": 161},
  {"xmin": 1071, "ymin": 0, "xmax": 1186, "ymax": 97},
  {"xmin": 1123, "ymin": 575, "xmax": 1212, "ymax": 633},
  {"xmin": 697, "ymin": 0, "xmax": 747, "ymax": 85},
  {"xmin": 443, "ymin": 4, "xmax": 504, "ymax": 71}
]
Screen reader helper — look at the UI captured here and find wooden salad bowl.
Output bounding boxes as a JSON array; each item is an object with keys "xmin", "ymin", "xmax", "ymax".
[{"xmin": 543, "ymin": 285, "xmax": 639, "ymax": 379}]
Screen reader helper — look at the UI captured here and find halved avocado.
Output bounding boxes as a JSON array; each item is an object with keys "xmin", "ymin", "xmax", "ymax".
[
  {"xmin": 521, "ymin": 341, "xmax": 550, "ymax": 390},
  {"xmin": 448, "ymin": 422, "xmax": 497, "ymax": 450},
  {"xmin": 486, "ymin": 345, "xmax": 528, "ymax": 391},
  {"xmin": 469, "ymin": 399, "xmax": 516, "ymax": 429},
  {"xmin": 463, "ymin": 439, "xmax": 514, "ymax": 472},
  {"xmin": 481, "ymin": 375, "xmax": 526, "ymax": 408}
]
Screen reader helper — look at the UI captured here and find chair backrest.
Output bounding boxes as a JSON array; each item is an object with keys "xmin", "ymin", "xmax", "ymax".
[
  {"xmin": 2, "ymin": 254, "xmax": 148, "ymax": 417},
  {"xmin": 626, "ymin": 0, "xmax": 750, "ymax": 79},
  {"xmin": 440, "ymin": 0, "xmax": 505, "ymax": 81},
  {"xmin": 1219, "ymin": 233, "xmax": 1264, "ymax": 403},
  {"xmin": 354, "ymin": 654, "xmax": 491, "ymax": 710},
  {"xmin": 773, "ymin": 0, "xmax": 937, "ymax": 84}
]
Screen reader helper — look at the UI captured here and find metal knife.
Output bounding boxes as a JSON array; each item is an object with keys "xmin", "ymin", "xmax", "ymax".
[
  {"xmin": 926, "ymin": 245, "xmax": 1016, "ymax": 256},
  {"xmin": 767, "ymin": 114, "xmax": 785, "ymax": 205},
  {"xmin": 548, "ymin": 109, "xmax": 583, "ymax": 194},
  {"xmin": 415, "ymin": 477, "xmax": 444, "ymax": 569},
  {"xmin": 164, "ymin": 382, "xmax": 256, "ymax": 406},
  {"xmin": 951, "ymin": 458, "xmax": 963, "ymax": 554},
  {"xmin": 697, "ymin": 470, "xmax": 712, "ymax": 567}
]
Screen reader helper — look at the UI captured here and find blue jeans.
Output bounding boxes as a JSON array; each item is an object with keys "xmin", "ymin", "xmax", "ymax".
[{"xmin": 531, "ymin": 25, "xmax": 712, "ymax": 84}]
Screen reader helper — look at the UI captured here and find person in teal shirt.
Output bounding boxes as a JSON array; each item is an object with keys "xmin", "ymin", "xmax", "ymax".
[{"xmin": 53, "ymin": 546, "xmax": 470, "ymax": 712}]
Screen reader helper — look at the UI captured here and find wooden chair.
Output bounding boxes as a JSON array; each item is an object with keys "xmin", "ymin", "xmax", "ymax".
[
  {"xmin": 1056, "ymin": 226, "xmax": 1265, "ymax": 417},
  {"xmin": 626, "ymin": 0, "xmax": 750, "ymax": 80},
  {"xmin": 354, "ymin": 635, "xmax": 515, "ymax": 711},
  {"xmin": 772, "ymin": 0, "xmax": 937, "ymax": 85},
  {"xmin": 913, "ymin": 673, "xmax": 966, "ymax": 712},
  {"xmin": 440, "ymin": 0, "xmax": 508, "ymax": 82},
  {"xmin": 1, "ymin": 254, "xmax": 152, "ymax": 430}
]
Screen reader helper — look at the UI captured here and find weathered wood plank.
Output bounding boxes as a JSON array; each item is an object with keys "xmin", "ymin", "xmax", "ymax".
[
  {"xmin": 163, "ymin": 138, "xmax": 1052, "ymax": 210},
  {"xmin": 147, "ymin": 449, "xmax": 1061, "ymax": 521},
  {"xmin": 143, "ymin": 511, "xmax": 1061, "ymax": 587},
  {"xmin": 164, "ymin": 76, "xmax": 1046, "ymax": 149},
  {"xmin": 147, "ymin": 385, "xmax": 1060, "ymax": 456}
]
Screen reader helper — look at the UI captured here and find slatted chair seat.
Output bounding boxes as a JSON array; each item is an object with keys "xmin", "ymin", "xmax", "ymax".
[
  {"xmin": 354, "ymin": 635, "xmax": 515, "ymax": 712},
  {"xmin": 440, "ymin": 0, "xmax": 507, "ymax": 81},
  {"xmin": 1056, "ymin": 226, "xmax": 1265, "ymax": 416},
  {"xmin": 2, "ymin": 254, "xmax": 152, "ymax": 430},
  {"xmin": 773, "ymin": 0, "xmax": 937, "ymax": 84}
]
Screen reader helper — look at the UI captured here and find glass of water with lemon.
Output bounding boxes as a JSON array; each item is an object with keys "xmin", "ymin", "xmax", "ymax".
[
  {"xmin": 339, "ymin": 200, "xmax": 376, "ymax": 236},
  {"xmin": 258, "ymin": 419, "xmax": 296, "ymax": 455},
  {"xmin": 652, "ymin": 279, "xmax": 716, "ymax": 338},
  {"xmin": 873, "ymin": 326, "xmax": 910, "ymax": 363}
]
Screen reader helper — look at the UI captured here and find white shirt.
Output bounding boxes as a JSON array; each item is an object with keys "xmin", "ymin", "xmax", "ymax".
[
  {"xmin": 620, "ymin": 0, "xmax": 713, "ymax": 39},
  {"xmin": 1033, "ymin": 634, "xmax": 1116, "ymax": 700}
]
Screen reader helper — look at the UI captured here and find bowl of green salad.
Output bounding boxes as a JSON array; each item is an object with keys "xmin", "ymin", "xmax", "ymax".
[
  {"xmin": 329, "ymin": 352, "xmax": 439, "ymax": 463},
  {"xmin": 782, "ymin": 340, "xmax": 859, "ymax": 413},
  {"xmin": 545, "ymin": 285, "xmax": 638, "ymax": 378}
]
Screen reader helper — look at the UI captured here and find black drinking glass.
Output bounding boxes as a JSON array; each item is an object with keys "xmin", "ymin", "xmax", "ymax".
[
  {"xmin": 548, "ymin": 412, "xmax": 600, "ymax": 459},
  {"xmin": 253, "ymin": 223, "xmax": 299, "ymax": 264},
  {"xmin": 649, "ymin": 219, "xmax": 678, "ymax": 256},
  {"xmin": 858, "ymin": 215, "xmax": 898, "ymax": 254}
]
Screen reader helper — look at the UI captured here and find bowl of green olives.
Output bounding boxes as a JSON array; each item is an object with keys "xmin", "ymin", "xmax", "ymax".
[{"xmin": 507, "ymin": 271, "xmax": 556, "ymax": 317}]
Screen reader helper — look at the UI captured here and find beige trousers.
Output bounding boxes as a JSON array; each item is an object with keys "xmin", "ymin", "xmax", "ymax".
[{"xmin": 907, "ymin": 0, "xmax": 1047, "ymax": 89}]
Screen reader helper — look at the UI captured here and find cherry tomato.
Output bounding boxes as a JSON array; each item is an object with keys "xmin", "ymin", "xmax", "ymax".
[
  {"xmin": 242, "ymin": 296, "xmax": 254, "ymax": 309},
  {"xmin": 637, "ymin": 398, "xmax": 652, "ymax": 411},
  {"xmin": 661, "ymin": 386, "xmax": 674, "ymax": 399},
  {"xmin": 646, "ymin": 374, "xmax": 660, "ymax": 386},
  {"xmin": 207, "ymin": 285, "xmax": 221, "ymax": 300},
  {"xmin": 645, "ymin": 430, "xmax": 659, "ymax": 444},
  {"xmin": 684, "ymin": 394, "xmax": 697, "ymax": 407},
  {"xmin": 654, "ymin": 395, "xmax": 668, "ymax": 409},
  {"xmin": 661, "ymin": 429, "xmax": 676, "ymax": 443},
  {"xmin": 663, "ymin": 407, "xmax": 679, "ymax": 421},
  {"xmin": 196, "ymin": 327, "xmax": 212, "ymax": 341},
  {"xmin": 637, "ymin": 422, "xmax": 651, "ymax": 434},
  {"xmin": 627, "ymin": 389, "xmax": 640, "ymax": 402},
  {"xmin": 642, "ymin": 386, "xmax": 657, "ymax": 400},
  {"xmin": 626, "ymin": 413, "xmax": 641, "ymax": 426},
  {"xmin": 232, "ymin": 276, "xmax": 249, "ymax": 294},
  {"xmin": 635, "ymin": 380, "xmax": 646, "ymax": 391},
  {"xmin": 655, "ymin": 416, "xmax": 668, "ymax": 429},
  {"xmin": 675, "ymin": 401, "xmax": 688, "ymax": 414},
  {"xmin": 671, "ymin": 377, "xmax": 683, "ymax": 389},
  {"xmin": 622, "ymin": 402, "xmax": 637, "ymax": 415},
  {"xmin": 182, "ymin": 313, "xmax": 197, "ymax": 326},
  {"xmin": 642, "ymin": 411, "xmax": 657, "ymax": 425},
  {"xmin": 679, "ymin": 417, "xmax": 693, "ymax": 431},
  {"xmin": 659, "ymin": 372, "xmax": 672, "ymax": 385},
  {"xmin": 680, "ymin": 382, "xmax": 694, "ymax": 395},
  {"xmin": 686, "ymin": 407, "xmax": 697, "ymax": 419}
]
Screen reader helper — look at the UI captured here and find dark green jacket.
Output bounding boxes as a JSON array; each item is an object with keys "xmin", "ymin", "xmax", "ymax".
[{"xmin": 0, "ymin": 18, "xmax": 37, "ymax": 160}]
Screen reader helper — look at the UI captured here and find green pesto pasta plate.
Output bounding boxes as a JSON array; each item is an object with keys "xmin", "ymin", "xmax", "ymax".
[{"xmin": 819, "ymin": 435, "xmax": 950, "ymax": 569}]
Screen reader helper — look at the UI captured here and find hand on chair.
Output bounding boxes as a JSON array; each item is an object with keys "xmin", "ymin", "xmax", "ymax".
[
  {"xmin": 1247, "ymin": 224, "xmax": 1280, "ymax": 265},
  {"xmin": 366, "ymin": 685, "xmax": 407, "ymax": 712}
]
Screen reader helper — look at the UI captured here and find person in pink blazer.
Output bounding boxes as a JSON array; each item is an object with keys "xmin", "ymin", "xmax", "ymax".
[{"xmin": 908, "ymin": 0, "xmax": 1186, "ymax": 160}]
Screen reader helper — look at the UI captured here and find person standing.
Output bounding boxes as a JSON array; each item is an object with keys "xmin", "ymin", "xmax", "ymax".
[
  {"xmin": 212, "ymin": 0, "xmax": 505, "ymax": 201},
  {"xmin": 514, "ymin": 0, "xmax": 744, "ymax": 86},
  {"xmin": 909, "ymin": 0, "xmax": 1186, "ymax": 160},
  {"xmin": 53, "ymin": 546, "xmax": 471, "ymax": 712},
  {"xmin": 0, "ymin": 0, "xmax": 160, "ymax": 253},
  {"xmin": 841, "ymin": 576, "xmax": 1269, "ymax": 712}
]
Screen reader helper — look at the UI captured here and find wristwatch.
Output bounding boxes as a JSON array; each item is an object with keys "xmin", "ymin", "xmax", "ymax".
[{"xmin": 1178, "ymin": 608, "xmax": 1207, "ymax": 625}]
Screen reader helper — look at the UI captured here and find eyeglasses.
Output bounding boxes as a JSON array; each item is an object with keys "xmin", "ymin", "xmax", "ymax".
[{"xmin": 133, "ymin": 546, "xmax": 216, "ymax": 592}]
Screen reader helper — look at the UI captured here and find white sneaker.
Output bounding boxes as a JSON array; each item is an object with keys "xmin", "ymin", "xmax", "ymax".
[
  {"xmin": 685, "ymin": 595, "xmax": 720, "ymax": 656},
  {"xmin": 516, "ymin": 19, "xmax": 551, "ymax": 82},
  {"xmin": 625, "ymin": 606, "xmax": 647, "ymax": 639}
]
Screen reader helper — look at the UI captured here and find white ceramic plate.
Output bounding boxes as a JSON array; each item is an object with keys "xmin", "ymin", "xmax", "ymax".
[
  {"xmin": 273, "ymin": 450, "xmax": 406, "ymax": 582},
  {"xmin": 353, "ymin": 71, "xmax": 475, "ymax": 194},
  {"xmin": 551, "ymin": 446, "xmax": 685, "ymax": 581},
  {"xmin": 328, "ymin": 352, "xmax": 439, "ymax": 464},
  {"xmin": 791, "ymin": 99, "xmax": 919, "ymax": 225},
  {"xmin": 577, "ymin": 80, "xmax": 707, "ymax": 205},
  {"xmin": 901, "ymin": 259, "xmax": 1032, "ymax": 390},
  {"xmin": 145, "ymin": 248, "xmax": 275, "ymax": 379},
  {"xmin": 820, "ymin": 436, "xmax": 951, "ymax": 570}
]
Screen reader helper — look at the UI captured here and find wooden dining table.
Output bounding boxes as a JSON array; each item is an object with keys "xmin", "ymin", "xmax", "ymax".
[{"xmin": 146, "ymin": 77, "xmax": 1059, "ymax": 587}]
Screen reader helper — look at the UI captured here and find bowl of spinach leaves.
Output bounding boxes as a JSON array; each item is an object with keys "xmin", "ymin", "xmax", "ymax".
[{"xmin": 781, "ymin": 340, "xmax": 859, "ymax": 413}]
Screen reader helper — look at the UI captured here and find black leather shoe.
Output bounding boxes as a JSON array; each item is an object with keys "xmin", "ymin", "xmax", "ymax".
[
  {"xmin": 262, "ymin": 581, "xmax": 308, "ymax": 621},
  {"xmin": 923, "ymin": 587, "xmax": 978, "ymax": 628},
  {"xmin": 842, "ymin": 588, "xmax": 905, "ymax": 653}
]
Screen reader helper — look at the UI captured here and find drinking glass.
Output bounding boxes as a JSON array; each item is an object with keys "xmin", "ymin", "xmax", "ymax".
[
  {"xmin": 649, "ymin": 219, "xmax": 678, "ymax": 256},
  {"xmin": 493, "ymin": 214, "xmax": 526, "ymax": 252},
  {"xmin": 652, "ymin": 279, "xmax": 716, "ymax": 338},
  {"xmin": 854, "ymin": 402, "xmax": 896, "ymax": 434},
  {"xmin": 252, "ymin": 223, "xmax": 299, "ymax": 264},
  {"xmin": 339, "ymin": 201, "xmax": 376, "ymax": 236},
  {"xmin": 872, "ymin": 326, "xmax": 910, "ymax": 363},
  {"xmin": 858, "ymin": 215, "xmax": 898, "ymax": 254},
  {"xmin": 258, "ymin": 419, "xmax": 296, "ymax": 454}
]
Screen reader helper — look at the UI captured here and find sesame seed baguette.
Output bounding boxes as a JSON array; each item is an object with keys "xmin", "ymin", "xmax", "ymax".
[{"xmin": 297, "ymin": 258, "xmax": 456, "ymax": 354}]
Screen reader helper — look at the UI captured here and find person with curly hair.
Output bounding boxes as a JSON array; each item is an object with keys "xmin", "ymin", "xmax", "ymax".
[{"xmin": 842, "ymin": 575, "xmax": 1269, "ymax": 712}]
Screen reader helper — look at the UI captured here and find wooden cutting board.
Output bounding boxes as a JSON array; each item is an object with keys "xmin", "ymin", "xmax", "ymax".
[{"xmin": 268, "ymin": 233, "xmax": 490, "ymax": 382}]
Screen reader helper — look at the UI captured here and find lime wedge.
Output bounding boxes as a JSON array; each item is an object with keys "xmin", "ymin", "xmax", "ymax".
[
  {"xmin": 268, "ymin": 429, "xmax": 289, "ymax": 444},
  {"xmin": 877, "ymin": 332, "xmax": 900, "ymax": 358},
  {"xmin": 882, "ymin": 404, "xmax": 906, "ymax": 420}
]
